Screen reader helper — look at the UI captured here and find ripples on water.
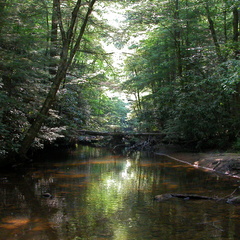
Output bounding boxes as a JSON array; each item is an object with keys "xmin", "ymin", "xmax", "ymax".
[{"xmin": 0, "ymin": 146, "xmax": 240, "ymax": 240}]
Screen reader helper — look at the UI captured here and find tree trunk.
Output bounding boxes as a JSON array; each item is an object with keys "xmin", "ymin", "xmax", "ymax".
[
  {"xmin": 18, "ymin": 0, "xmax": 97, "ymax": 159},
  {"xmin": 0, "ymin": 0, "xmax": 7, "ymax": 34},
  {"xmin": 184, "ymin": 0, "xmax": 191, "ymax": 73},
  {"xmin": 18, "ymin": 59, "xmax": 68, "ymax": 159},
  {"xmin": 49, "ymin": 0, "xmax": 59, "ymax": 75},
  {"xmin": 205, "ymin": 2, "xmax": 223, "ymax": 61},
  {"xmin": 233, "ymin": 6, "xmax": 239, "ymax": 43},
  {"xmin": 232, "ymin": 6, "xmax": 240, "ymax": 120},
  {"xmin": 223, "ymin": 3, "xmax": 227, "ymax": 42},
  {"xmin": 232, "ymin": 6, "xmax": 239, "ymax": 59},
  {"xmin": 173, "ymin": 0, "xmax": 182, "ymax": 77}
]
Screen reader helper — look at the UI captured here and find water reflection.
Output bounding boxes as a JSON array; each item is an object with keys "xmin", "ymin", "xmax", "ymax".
[{"xmin": 0, "ymin": 146, "xmax": 240, "ymax": 240}]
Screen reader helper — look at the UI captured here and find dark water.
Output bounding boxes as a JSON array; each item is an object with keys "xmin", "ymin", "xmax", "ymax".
[{"xmin": 0, "ymin": 146, "xmax": 240, "ymax": 240}]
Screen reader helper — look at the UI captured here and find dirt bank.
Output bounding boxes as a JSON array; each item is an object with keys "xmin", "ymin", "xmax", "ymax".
[{"xmin": 155, "ymin": 148, "xmax": 240, "ymax": 178}]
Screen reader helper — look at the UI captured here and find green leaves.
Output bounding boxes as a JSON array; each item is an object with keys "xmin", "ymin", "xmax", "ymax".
[{"xmin": 122, "ymin": 0, "xmax": 240, "ymax": 148}]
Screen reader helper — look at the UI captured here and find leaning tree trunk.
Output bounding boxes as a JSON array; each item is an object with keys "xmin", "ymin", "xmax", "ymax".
[
  {"xmin": 18, "ymin": 0, "xmax": 97, "ymax": 160},
  {"xmin": 18, "ymin": 59, "xmax": 69, "ymax": 159}
]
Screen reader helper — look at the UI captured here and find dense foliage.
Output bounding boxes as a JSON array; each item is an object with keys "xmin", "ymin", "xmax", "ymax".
[
  {"xmin": 0, "ymin": 0, "xmax": 128, "ymax": 160},
  {"xmin": 123, "ymin": 0, "xmax": 240, "ymax": 149},
  {"xmin": 0, "ymin": 0, "xmax": 239, "ymax": 162}
]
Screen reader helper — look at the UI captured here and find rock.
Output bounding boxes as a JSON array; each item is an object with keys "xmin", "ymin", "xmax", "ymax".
[
  {"xmin": 154, "ymin": 193, "xmax": 173, "ymax": 201},
  {"xmin": 42, "ymin": 192, "xmax": 53, "ymax": 198}
]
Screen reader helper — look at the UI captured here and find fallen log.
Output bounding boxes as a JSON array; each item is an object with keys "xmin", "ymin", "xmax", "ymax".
[
  {"xmin": 154, "ymin": 193, "xmax": 240, "ymax": 204},
  {"xmin": 227, "ymin": 196, "xmax": 240, "ymax": 204},
  {"xmin": 154, "ymin": 193, "xmax": 216, "ymax": 201}
]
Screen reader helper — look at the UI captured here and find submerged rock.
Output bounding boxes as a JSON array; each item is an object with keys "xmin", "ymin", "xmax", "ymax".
[
  {"xmin": 154, "ymin": 193, "xmax": 173, "ymax": 201},
  {"xmin": 42, "ymin": 192, "xmax": 53, "ymax": 198}
]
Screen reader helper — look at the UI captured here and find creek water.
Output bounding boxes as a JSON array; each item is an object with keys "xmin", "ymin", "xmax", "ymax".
[{"xmin": 0, "ymin": 145, "xmax": 240, "ymax": 240}]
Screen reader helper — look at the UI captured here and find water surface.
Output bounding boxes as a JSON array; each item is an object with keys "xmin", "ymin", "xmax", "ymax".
[{"xmin": 0, "ymin": 146, "xmax": 240, "ymax": 240}]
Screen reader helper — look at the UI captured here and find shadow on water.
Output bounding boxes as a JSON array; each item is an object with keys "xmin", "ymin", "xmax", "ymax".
[
  {"xmin": 0, "ymin": 171, "xmax": 59, "ymax": 240},
  {"xmin": 0, "ymin": 145, "xmax": 240, "ymax": 240}
]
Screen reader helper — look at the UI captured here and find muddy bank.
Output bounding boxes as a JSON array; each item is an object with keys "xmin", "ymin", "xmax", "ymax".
[{"xmin": 155, "ymin": 147, "xmax": 240, "ymax": 178}]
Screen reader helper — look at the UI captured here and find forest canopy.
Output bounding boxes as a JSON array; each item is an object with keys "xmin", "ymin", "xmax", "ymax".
[
  {"xmin": 0, "ymin": 0, "xmax": 239, "ymax": 162},
  {"xmin": 122, "ymin": 0, "xmax": 240, "ymax": 149}
]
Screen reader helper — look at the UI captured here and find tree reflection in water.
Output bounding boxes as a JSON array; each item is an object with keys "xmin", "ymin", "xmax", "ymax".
[{"xmin": 0, "ymin": 145, "xmax": 240, "ymax": 240}]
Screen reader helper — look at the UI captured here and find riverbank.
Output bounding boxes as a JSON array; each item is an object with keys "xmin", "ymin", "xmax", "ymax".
[
  {"xmin": 156, "ymin": 150, "xmax": 240, "ymax": 179},
  {"xmin": 126, "ymin": 140, "xmax": 240, "ymax": 179}
]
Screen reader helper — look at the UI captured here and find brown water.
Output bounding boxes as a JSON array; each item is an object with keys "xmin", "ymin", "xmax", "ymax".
[{"xmin": 0, "ymin": 146, "xmax": 240, "ymax": 240}]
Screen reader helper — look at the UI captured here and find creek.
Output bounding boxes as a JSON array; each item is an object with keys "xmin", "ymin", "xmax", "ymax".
[{"xmin": 0, "ymin": 145, "xmax": 240, "ymax": 240}]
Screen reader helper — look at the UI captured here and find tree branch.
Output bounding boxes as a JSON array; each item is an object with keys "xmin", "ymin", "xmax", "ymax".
[
  {"xmin": 68, "ymin": 0, "xmax": 97, "ymax": 65},
  {"xmin": 56, "ymin": 0, "xmax": 66, "ymax": 42}
]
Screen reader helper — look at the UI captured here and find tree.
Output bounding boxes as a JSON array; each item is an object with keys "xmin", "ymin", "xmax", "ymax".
[
  {"xmin": 205, "ymin": 0, "xmax": 223, "ymax": 61},
  {"xmin": 0, "ymin": 0, "xmax": 51, "ymax": 160},
  {"xmin": 0, "ymin": 0, "xmax": 130, "ymax": 162},
  {"xmin": 123, "ymin": 0, "xmax": 240, "ymax": 148},
  {"xmin": 18, "ymin": 0, "xmax": 97, "ymax": 159}
]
